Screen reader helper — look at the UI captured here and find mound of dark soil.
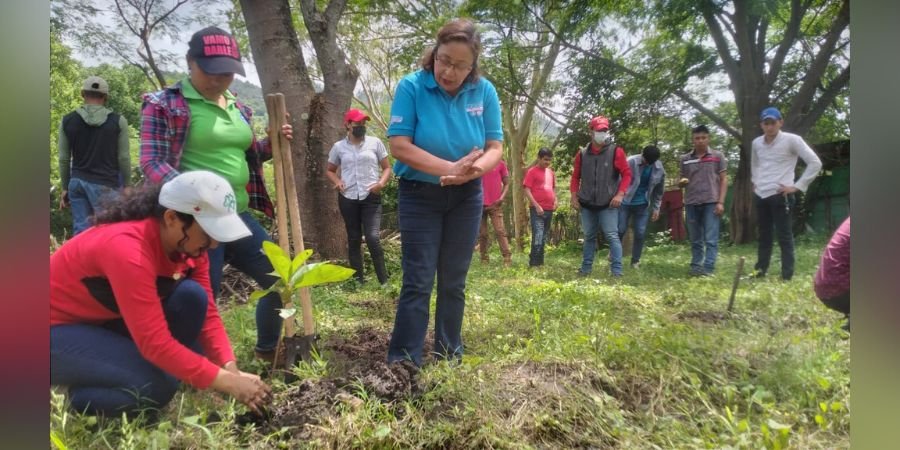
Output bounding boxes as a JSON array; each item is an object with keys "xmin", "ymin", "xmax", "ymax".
[{"xmin": 237, "ymin": 326, "xmax": 423, "ymax": 437}]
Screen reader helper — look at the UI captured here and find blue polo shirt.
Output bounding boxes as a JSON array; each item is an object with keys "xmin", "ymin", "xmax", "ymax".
[{"xmin": 387, "ymin": 69, "xmax": 504, "ymax": 184}]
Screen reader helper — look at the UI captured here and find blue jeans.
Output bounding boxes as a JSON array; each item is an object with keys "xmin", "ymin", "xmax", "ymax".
[
  {"xmin": 50, "ymin": 279, "xmax": 208, "ymax": 416},
  {"xmin": 207, "ymin": 211, "xmax": 281, "ymax": 353},
  {"xmin": 529, "ymin": 207, "xmax": 554, "ymax": 266},
  {"xmin": 388, "ymin": 178, "xmax": 482, "ymax": 366},
  {"xmin": 579, "ymin": 207, "xmax": 623, "ymax": 276},
  {"xmin": 618, "ymin": 204, "xmax": 651, "ymax": 264},
  {"xmin": 754, "ymin": 194, "xmax": 796, "ymax": 280},
  {"xmin": 68, "ymin": 178, "xmax": 118, "ymax": 235},
  {"xmin": 685, "ymin": 203, "xmax": 720, "ymax": 273}
]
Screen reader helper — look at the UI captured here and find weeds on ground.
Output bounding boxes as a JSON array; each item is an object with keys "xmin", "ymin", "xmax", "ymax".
[{"xmin": 50, "ymin": 237, "xmax": 849, "ymax": 449}]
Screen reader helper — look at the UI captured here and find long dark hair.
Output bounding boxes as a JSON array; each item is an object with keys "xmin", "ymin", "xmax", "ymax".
[
  {"xmin": 419, "ymin": 18, "xmax": 482, "ymax": 85},
  {"xmin": 93, "ymin": 183, "xmax": 196, "ymax": 248}
]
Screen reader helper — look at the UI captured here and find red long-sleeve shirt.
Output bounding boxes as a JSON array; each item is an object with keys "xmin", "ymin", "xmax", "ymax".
[
  {"xmin": 50, "ymin": 218, "xmax": 235, "ymax": 389},
  {"xmin": 570, "ymin": 143, "xmax": 632, "ymax": 195}
]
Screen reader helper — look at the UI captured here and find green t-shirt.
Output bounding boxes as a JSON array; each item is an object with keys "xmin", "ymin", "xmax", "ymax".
[{"xmin": 179, "ymin": 79, "xmax": 253, "ymax": 212}]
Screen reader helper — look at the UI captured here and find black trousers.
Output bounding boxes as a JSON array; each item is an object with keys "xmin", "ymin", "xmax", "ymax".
[
  {"xmin": 820, "ymin": 291, "xmax": 850, "ymax": 316},
  {"xmin": 338, "ymin": 193, "xmax": 388, "ymax": 283},
  {"xmin": 754, "ymin": 193, "xmax": 796, "ymax": 280}
]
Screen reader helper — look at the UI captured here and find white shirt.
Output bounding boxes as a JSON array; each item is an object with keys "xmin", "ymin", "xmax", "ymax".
[
  {"xmin": 751, "ymin": 131, "xmax": 822, "ymax": 199},
  {"xmin": 327, "ymin": 136, "xmax": 388, "ymax": 200}
]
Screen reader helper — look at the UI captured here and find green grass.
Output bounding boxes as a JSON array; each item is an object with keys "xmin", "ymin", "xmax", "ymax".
[{"xmin": 50, "ymin": 236, "xmax": 849, "ymax": 449}]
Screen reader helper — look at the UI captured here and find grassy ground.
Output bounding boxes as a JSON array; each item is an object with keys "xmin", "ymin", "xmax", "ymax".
[{"xmin": 50, "ymin": 235, "xmax": 849, "ymax": 449}]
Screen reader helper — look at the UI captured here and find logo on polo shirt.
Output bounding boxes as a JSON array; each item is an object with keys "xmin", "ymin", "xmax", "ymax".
[
  {"xmin": 390, "ymin": 115, "xmax": 404, "ymax": 124},
  {"xmin": 466, "ymin": 103, "xmax": 484, "ymax": 116}
]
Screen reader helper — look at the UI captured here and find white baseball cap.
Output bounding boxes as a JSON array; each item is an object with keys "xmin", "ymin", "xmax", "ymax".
[{"xmin": 158, "ymin": 171, "xmax": 251, "ymax": 242}]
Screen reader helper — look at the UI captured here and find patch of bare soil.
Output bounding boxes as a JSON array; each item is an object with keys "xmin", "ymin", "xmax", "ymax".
[
  {"xmin": 676, "ymin": 310, "xmax": 732, "ymax": 323},
  {"xmin": 237, "ymin": 327, "xmax": 424, "ymax": 438},
  {"xmin": 497, "ymin": 362, "xmax": 659, "ymax": 416}
]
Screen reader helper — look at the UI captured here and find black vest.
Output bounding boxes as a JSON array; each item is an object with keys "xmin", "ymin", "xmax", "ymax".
[
  {"xmin": 62, "ymin": 111, "xmax": 121, "ymax": 187},
  {"xmin": 577, "ymin": 142, "xmax": 620, "ymax": 209}
]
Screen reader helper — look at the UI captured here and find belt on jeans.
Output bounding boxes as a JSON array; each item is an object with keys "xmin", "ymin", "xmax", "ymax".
[{"xmin": 398, "ymin": 178, "xmax": 479, "ymax": 188}]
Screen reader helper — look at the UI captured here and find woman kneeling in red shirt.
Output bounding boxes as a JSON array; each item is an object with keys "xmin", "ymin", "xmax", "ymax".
[{"xmin": 50, "ymin": 171, "xmax": 270, "ymax": 417}]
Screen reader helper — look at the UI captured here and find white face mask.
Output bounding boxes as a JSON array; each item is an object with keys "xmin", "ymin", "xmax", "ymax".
[{"xmin": 593, "ymin": 131, "xmax": 609, "ymax": 144}]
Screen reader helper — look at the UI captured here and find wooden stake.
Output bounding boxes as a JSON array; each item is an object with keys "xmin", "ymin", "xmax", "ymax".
[
  {"xmin": 265, "ymin": 94, "xmax": 296, "ymax": 340},
  {"xmin": 271, "ymin": 93, "xmax": 315, "ymax": 338},
  {"xmin": 727, "ymin": 256, "xmax": 745, "ymax": 312}
]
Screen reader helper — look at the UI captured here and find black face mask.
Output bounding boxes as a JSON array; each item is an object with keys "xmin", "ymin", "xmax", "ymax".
[{"xmin": 351, "ymin": 126, "xmax": 366, "ymax": 138}]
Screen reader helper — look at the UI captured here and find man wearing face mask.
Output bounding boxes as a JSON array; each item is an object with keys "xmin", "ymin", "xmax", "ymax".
[
  {"xmin": 618, "ymin": 145, "xmax": 666, "ymax": 269},
  {"xmin": 326, "ymin": 108, "xmax": 392, "ymax": 285},
  {"xmin": 571, "ymin": 115, "xmax": 632, "ymax": 277}
]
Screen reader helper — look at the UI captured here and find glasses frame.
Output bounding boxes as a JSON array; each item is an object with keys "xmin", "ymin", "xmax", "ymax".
[{"xmin": 434, "ymin": 53, "xmax": 474, "ymax": 75}]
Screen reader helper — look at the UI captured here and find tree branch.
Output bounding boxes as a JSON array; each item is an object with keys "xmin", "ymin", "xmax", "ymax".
[
  {"xmin": 764, "ymin": 0, "xmax": 807, "ymax": 94},
  {"xmin": 702, "ymin": 2, "xmax": 741, "ymax": 88},
  {"xmin": 148, "ymin": 0, "xmax": 189, "ymax": 31},
  {"xmin": 786, "ymin": 0, "xmax": 848, "ymax": 121},
  {"xmin": 791, "ymin": 64, "xmax": 849, "ymax": 135},
  {"xmin": 529, "ymin": 3, "xmax": 741, "ymax": 139}
]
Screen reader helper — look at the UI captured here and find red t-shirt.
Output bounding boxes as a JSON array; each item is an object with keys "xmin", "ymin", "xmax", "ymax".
[
  {"xmin": 50, "ymin": 218, "xmax": 234, "ymax": 389},
  {"xmin": 523, "ymin": 166, "xmax": 557, "ymax": 210},
  {"xmin": 482, "ymin": 160, "xmax": 509, "ymax": 206}
]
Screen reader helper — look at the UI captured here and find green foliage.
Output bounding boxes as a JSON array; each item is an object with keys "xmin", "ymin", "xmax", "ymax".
[
  {"xmin": 82, "ymin": 63, "xmax": 155, "ymax": 127},
  {"xmin": 250, "ymin": 242, "xmax": 355, "ymax": 324},
  {"xmin": 50, "ymin": 30, "xmax": 83, "ymax": 183},
  {"xmin": 51, "ymin": 237, "xmax": 848, "ymax": 448}
]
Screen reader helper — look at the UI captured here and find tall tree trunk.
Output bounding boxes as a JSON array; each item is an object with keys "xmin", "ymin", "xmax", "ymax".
[
  {"xmin": 240, "ymin": 0, "xmax": 349, "ymax": 259},
  {"xmin": 298, "ymin": 0, "xmax": 358, "ymax": 259},
  {"xmin": 498, "ymin": 29, "xmax": 562, "ymax": 252},
  {"xmin": 503, "ymin": 105, "xmax": 529, "ymax": 252}
]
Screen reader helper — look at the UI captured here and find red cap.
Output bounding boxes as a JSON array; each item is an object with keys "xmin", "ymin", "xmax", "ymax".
[
  {"xmin": 344, "ymin": 108, "xmax": 370, "ymax": 124},
  {"xmin": 589, "ymin": 115, "xmax": 610, "ymax": 131}
]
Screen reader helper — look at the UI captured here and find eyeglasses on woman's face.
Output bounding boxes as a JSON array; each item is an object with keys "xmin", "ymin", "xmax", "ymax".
[{"xmin": 435, "ymin": 53, "xmax": 474, "ymax": 75}]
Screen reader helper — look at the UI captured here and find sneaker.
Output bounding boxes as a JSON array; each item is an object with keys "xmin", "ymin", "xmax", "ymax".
[
  {"xmin": 689, "ymin": 269, "xmax": 705, "ymax": 277},
  {"xmin": 576, "ymin": 270, "xmax": 590, "ymax": 278},
  {"xmin": 749, "ymin": 269, "xmax": 766, "ymax": 279},
  {"xmin": 503, "ymin": 256, "xmax": 512, "ymax": 267},
  {"xmin": 631, "ymin": 261, "xmax": 640, "ymax": 269}
]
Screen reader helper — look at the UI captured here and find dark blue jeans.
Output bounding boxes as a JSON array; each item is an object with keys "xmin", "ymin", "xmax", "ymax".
[
  {"xmin": 388, "ymin": 178, "xmax": 482, "ymax": 366},
  {"xmin": 579, "ymin": 207, "xmax": 623, "ymax": 276},
  {"xmin": 68, "ymin": 178, "xmax": 119, "ymax": 235},
  {"xmin": 207, "ymin": 211, "xmax": 281, "ymax": 353},
  {"xmin": 685, "ymin": 202, "xmax": 720, "ymax": 273},
  {"xmin": 338, "ymin": 193, "xmax": 388, "ymax": 284},
  {"xmin": 50, "ymin": 279, "xmax": 208, "ymax": 416},
  {"xmin": 617, "ymin": 204, "xmax": 651, "ymax": 264},
  {"xmin": 754, "ymin": 193, "xmax": 796, "ymax": 280},
  {"xmin": 529, "ymin": 207, "xmax": 554, "ymax": 266}
]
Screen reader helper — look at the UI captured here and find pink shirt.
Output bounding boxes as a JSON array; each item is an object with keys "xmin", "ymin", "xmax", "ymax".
[
  {"xmin": 814, "ymin": 217, "xmax": 850, "ymax": 300},
  {"xmin": 482, "ymin": 160, "xmax": 509, "ymax": 206},
  {"xmin": 523, "ymin": 166, "xmax": 557, "ymax": 210}
]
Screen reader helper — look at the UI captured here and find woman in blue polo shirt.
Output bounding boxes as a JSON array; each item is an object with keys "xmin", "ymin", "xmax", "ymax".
[{"xmin": 386, "ymin": 18, "xmax": 503, "ymax": 367}]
